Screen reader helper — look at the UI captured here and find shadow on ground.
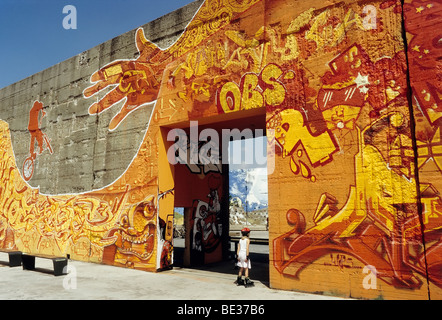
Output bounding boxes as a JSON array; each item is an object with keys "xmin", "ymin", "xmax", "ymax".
[{"xmin": 172, "ymin": 244, "xmax": 270, "ymax": 287}]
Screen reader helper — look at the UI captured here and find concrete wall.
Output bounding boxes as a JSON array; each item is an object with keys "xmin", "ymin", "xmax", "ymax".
[
  {"xmin": 0, "ymin": 0, "xmax": 204, "ymax": 194},
  {"xmin": 0, "ymin": 0, "xmax": 441, "ymax": 300}
]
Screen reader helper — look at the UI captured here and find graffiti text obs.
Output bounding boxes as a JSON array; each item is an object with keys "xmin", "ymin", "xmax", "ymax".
[
  {"xmin": 167, "ymin": 122, "xmax": 275, "ymax": 174},
  {"xmin": 217, "ymin": 64, "xmax": 286, "ymax": 113}
]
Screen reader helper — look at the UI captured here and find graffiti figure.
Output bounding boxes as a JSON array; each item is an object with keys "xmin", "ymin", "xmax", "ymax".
[
  {"xmin": 83, "ymin": 28, "xmax": 165, "ymax": 131},
  {"xmin": 102, "ymin": 196, "xmax": 156, "ymax": 269},
  {"xmin": 270, "ymin": 41, "xmax": 442, "ymax": 289},
  {"xmin": 23, "ymin": 101, "xmax": 53, "ymax": 181},
  {"xmin": 273, "ymin": 114, "xmax": 442, "ymax": 288},
  {"xmin": 156, "ymin": 188, "xmax": 175, "ymax": 270},
  {"xmin": 191, "ymin": 192, "xmax": 222, "ymax": 251},
  {"xmin": 190, "ymin": 175, "xmax": 223, "ymax": 264}
]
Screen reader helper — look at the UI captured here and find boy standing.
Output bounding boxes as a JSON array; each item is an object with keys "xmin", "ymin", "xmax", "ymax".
[{"xmin": 235, "ymin": 227, "xmax": 254, "ymax": 287}]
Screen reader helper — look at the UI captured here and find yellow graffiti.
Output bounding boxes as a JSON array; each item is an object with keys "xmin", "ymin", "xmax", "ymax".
[
  {"xmin": 311, "ymin": 114, "xmax": 419, "ymax": 237},
  {"xmin": 172, "ymin": 40, "xmax": 227, "ymax": 80},
  {"xmin": 417, "ymin": 127, "xmax": 442, "ymax": 172},
  {"xmin": 269, "ymin": 8, "xmax": 315, "ymax": 61},
  {"xmin": 218, "ymin": 64, "xmax": 286, "ymax": 113},
  {"xmin": 321, "ymin": 105, "xmax": 361, "ymax": 130},
  {"xmin": 269, "ymin": 108, "xmax": 337, "ymax": 165},
  {"xmin": 168, "ymin": 0, "xmax": 261, "ymax": 58},
  {"xmin": 0, "ymin": 121, "xmax": 131, "ymax": 259},
  {"xmin": 305, "ymin": 8, "xmax": 366, "ymax": 49},
  {"xmin": 224, "ymin": 26, "xmax": 269, "ymax": 73}
]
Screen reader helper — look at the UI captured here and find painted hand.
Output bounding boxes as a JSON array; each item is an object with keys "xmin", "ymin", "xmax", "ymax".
[{"xmin": 83, "ymin": 28, "xmax": 164, "ymax": 131}]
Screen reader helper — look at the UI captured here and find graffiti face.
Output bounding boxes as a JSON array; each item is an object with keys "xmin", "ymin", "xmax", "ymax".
[{"xmin": 103, "ymin": 198, "xmax": 156, "ymax": 268}]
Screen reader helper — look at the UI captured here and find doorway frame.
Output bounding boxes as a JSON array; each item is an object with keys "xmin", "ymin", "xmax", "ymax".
[{"xmin": 158, "ymin": 107, "xmax": 268, "ymax": 271}]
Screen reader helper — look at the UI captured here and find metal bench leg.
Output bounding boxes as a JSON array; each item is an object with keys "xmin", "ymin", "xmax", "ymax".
[
  {"xmin": 53, "ymin": 258, "xmax": 68, "ymax": 276},
  {"xmin": 22, "ymin": 255, "xmax": 35, "ymax": 270},
  {"xmin": 8, "ymin": 252, "xmax": 22, "ymax": 267}
]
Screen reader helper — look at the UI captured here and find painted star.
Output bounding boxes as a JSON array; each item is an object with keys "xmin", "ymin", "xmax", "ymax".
[
  {"xmin": 416, "ymin": 6, "xmax": 424, "ymax": 13},
  {"xmin": 412, "ymin": 45, "xmax": 421, "ymax": 52},
  {"xmin": 359, "ymin": 86, "xmax": 369, "ymax": 94},
  {"xmin": 354, "ymin": 73, "xmax": 370, "ymax": 93}
]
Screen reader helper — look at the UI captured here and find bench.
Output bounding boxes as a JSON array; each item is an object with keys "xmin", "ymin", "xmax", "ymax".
[
  {"xmin": 0, "ymin": 248, "xmax": 22, "ymax": 267},
  {"xmin": 22, "ymin": 253, "xmax": 68, "ymax": 276}
]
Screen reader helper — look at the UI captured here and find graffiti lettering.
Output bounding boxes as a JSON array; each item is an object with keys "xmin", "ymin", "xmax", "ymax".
[
  {"xmin": 326, "ymin": 253, "xmax": 354, "ymax": 270},
  {"xmin": 217, "ymin": 64, "xmax": 286, "ymax": 113},
  {"xmin": 305, "ymin": 8, "xmax": 366, "ymax": 49},
  {"xmin": 268, "ymin": 109, "xmax": 337, "ymax": 165},
  {"xmin": 167, "ymin": 122, "xmax": 274, "ymax": 174}
]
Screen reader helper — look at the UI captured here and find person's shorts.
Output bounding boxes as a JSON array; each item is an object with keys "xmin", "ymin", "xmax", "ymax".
[{"xmin": 237, "ymin": 252, "xmax": 251, "ymax": 268}]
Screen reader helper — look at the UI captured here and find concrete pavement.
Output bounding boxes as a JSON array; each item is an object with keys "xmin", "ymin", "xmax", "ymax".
[{"xmin": 0, "ymin": 252, "xmax": 348, "ymax": 300}]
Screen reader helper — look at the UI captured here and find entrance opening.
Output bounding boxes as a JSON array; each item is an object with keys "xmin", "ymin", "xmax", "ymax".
[
  {"xmin": 228, "ymin": 136, "xmax": 269, "ymax": 284},
  {"xmin": 169, "ymin": 110, "xmax": 269, "ymax": 286}
]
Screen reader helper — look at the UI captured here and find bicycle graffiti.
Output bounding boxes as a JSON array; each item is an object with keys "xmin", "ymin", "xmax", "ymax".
[{"xmin": 23, "ymin": 101, "xmax": 53, "ymax": 181}]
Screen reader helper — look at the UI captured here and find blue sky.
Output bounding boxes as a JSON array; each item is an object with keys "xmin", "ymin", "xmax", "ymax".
[{"xmin": 0, "ymin": 0, "xmax": 196, "ymax": 89}]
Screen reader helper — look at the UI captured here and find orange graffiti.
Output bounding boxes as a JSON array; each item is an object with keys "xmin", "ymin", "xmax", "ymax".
[{"xmin": 0, "ymin": 0, "xmax": 441, "ymax": 300}]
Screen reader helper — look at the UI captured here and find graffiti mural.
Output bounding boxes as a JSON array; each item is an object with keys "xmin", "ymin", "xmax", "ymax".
[
  {"xmin": 0, "ymin": 120, "xmax": 136, "ymax": 261},
  {"xmin": 271, "ymin": 43, "xmax": 429, "ymax": 289},
  {"xmin": 23, "ymin": 101, "xmax": 53, "ymax": 181},
  {"xmin": 402, "ymin": 0, "xmax": 442, "ymax": 294},
  {"xmin": 263, "ymin": 0, "xmax": 441, "ymax": 299},
  {"xmin": 190, "ymin": 174, "xmax": 223, "ymax": 264},
  {"xmin": 273, "ymin": 111, "xmax": 442, "ymax": 288},
  {"xmin": 0, "ymin": 0, "xmax": 441, "ymax": 299},
  {"xmin": 102, "ymin": 197, "xmax": 157, "ymax": 269},
  {"xmin": 157, "ymin": 189, "xmax": 175, "ymax": 270}
]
